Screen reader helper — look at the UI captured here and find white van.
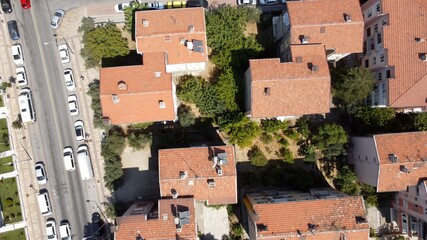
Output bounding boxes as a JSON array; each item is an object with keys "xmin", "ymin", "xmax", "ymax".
[
  {"xmin": 37, "ymin": 190, "xmax": 52, "ymax": 216},
  {"xmin": 77, "ymin": 145, "xmax": 94, "ymax": 180},
  {"xmin": 18, "ymin": 88, "xmax": 36, "ymax": 123}
]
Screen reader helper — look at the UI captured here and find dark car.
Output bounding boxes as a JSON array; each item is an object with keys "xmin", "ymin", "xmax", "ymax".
[
  {"xmin": 186, "ymin": 0, "xmax": 208, "ymax": 8},
  {"xmin": 1, "ymin": 0, "xmax": 12, "ymax": 13},
  {"xmin": 7, "ymin": 20, "xmax": 20, "ymax": 41}
]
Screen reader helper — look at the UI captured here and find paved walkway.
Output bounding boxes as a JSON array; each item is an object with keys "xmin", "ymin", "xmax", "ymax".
[
  {"xmin": 0, "ymin": 221, "xmax": 27, "ymax": 233},
  {"xmin": 0, "ymin": 150, "xmax": 13, "ymax": 158},
  {"xmin": 0, "ymin": 107, "xmax": 7, "ymax": 119},
  {"xmin": 0, "ymin": 170, "xmax": 17, "ymax": 179}
]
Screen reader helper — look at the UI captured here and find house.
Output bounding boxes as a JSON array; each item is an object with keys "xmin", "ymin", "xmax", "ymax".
[
  {"xmin": 243, "ymin": 188, "xmax": 370, "ymax": 240},
  {"xmin": 360, "ymin": 0, "xmax": 427, "ymax": 112},
  {"xmin": 99, "ymin": 52, "xmax": 178, "ymax": 125},
  {"xmin": 349, "ymin": 131, "xmax": 427, "ymax": 192},
  {"xmin": 115, "ymin": 198, "xmax": 197, "ymax": 240},
  {"xmin": 135, "ymin": 8, "xmax": 208, "ymax": 73},
  {"xmin": 273, "ymin": 0, "xmax": 364, "ymax": 62},
  {"xmin": 244, "ymin": 44, "xmax": 330, "ymax": 120},
  {"xmin": 158, "ymin": 145, "xmax": 237, "ymax": 205}
]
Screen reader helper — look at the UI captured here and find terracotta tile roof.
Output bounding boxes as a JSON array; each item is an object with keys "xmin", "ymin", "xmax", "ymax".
[
  {"xmin": 158, "ymin": 146, "xmax": 237, "ymax": 205},
  {"xmin": 135, "ymin": 8, "xmax": 208, "ymax": 65},
  {"xmin": 374, "ymin": 131, "xmax": 427, "ymax": 192},
  {"xmin": 287, "ymin": 0, "xmax": 364, "ymax": 54},
  {"xmin": 248, "ymin": 44, "xmax": 330, "ymax": 118},
  {"xmin": 115, "ymin": 198, "xmax": 197, "ymax": 240},
  {"xmin": 250, "ymin": 195, "xmax": 369, "ymax": 239},
  {"xmin": 100, "ymin": 52, "xmax": 176, "ymax": 124},
  {"xmin": 378, "ymin": 0, "xmax": 427, "ymax": 108}
]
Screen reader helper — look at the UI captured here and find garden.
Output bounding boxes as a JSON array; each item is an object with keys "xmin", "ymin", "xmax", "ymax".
[
  {"xmin": 0, "ymin": 229, "xmax": 25, "ymax": 240},
  {"xmin": 0, "ymin": 178, "xmax": 22, "ymax": 224}
]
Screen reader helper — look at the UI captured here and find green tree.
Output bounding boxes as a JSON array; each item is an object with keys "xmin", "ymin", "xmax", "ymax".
[
  {"xmin": 295, "ymin": 117, "xmax": 311, "ymax": 139},
  {"xmin": 104, "ymin": 155, "xmax": 123, "ymax": 190},
  {"xmin": 278, "ymin": 147, "xmax": 294, "ymax": 164},
  {"xmin": 351, "ymin": 106, "xmax": 396, "ymax": 133},
  {"xmin": 247, "ymin": 145, "xmax": 267, "ymax": 167},
  {"xmin": 414, "ymin": 113, "xmax": 427, "ymax": 131},
  {"xmin": 124, "ymin": 2, "xmax": 147, "ymax": 33},
  {"xmin": 102, "ymin": 131, "xmax": 126, "ymax": 158},
  {"xmin": 334, "ymin": 165, "xmax": 360, "ymax": 195},
  {"xmin": 12, "ymin": 115, "xmax": 22, "ymax": 129},
  {"xmin": 298, "ymin": 142, "xmax": 318, "ymax": 162},
  {"xmin": 312, "ymin": 123, "xmax": 348, "ymax": 158},
  {"xmin": 87, "ymin": 80, "xmax": 103, "ymax": 128},
  {"xmin": 332, "ymin": 67, "xmax": 375, "ymax": 107},
  {"xmin": 220, "ymin": 114, "xmax": 260, "ymax": 147},
  {"xmin": 127, "ymin": 132, "xmax": 152, "ymax": 150},
  {"xmin": 213, "ymin": 67, "xmax": 238, "ymax": 112},
  {"xmin": 177, "ymin": 105, "xmax": 196, "ymax": 127},
  {"xmin": 81, "ymin": 22, "xmax": 130, "ymax": 68},
  {"xmin": 260, "ymin": 118, "xmax": 287, "ymax": 133},
  {"xmin": 78, "ymin": 17, "xmax": 95, "ymax": 33},
  {"xmin": 360, "ymin": 183, "xmax": 378, "ymax": 207}
]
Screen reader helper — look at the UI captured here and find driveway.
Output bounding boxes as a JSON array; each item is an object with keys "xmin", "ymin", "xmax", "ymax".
[{"xmin": 196, "ymin": 202, "xmax": 230, "ymax": 240}]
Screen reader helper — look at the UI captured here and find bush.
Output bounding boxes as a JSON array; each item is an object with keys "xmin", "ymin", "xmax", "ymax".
[
  {"xmin": 12, "ymin": 115, "xmax": 22, "ymax": 129},
  {"xmin": 177, "ymin": 105, "xmax": 196, "ymax": 127},
  {"xmin": 260, "ymin": 132, "xmax": 273, "ymax": 144},
  {"xmin": 127, "ymin": 132, "xmax": 152, "ymax": 150},
  {"xmin": 5, "ymin": 197, "xmax": 13, "ymax": 207},
  {"xmin": 298, "ymin": 141, "xmax": 318, "ymax": 162},
  {"xmin": 312, "ymin": 123, "xmax": 348, "ymax": 158},
  {"xmin": 220, "ymin": 114, "xmax": 260, "ymax": 147},
  {"xmin": 87, "ymin": 80, "xmax": 104, "ymax": 128},
  {"xmin": 260, "ymin": 118, "xmax": 287, "ymax": 133},
  {"xmin": 103, "ymin": 155, "xmax": 123, "ymax": 190},
  {"xmin": 295, "ymin": 117, "xmax": 310, "ymax": 139},
  {"xmin": 284, "ymin": 128, "xmax": 300, "ymax": 141},
  {"xmin": 278, "ymin": 147, "xmax": 294, "ymax": 164},
  {"xmin": 334, "ymin": 165, "xmax": 360, "ymax": 195},
  {"xmin": 278, "ymin": 137, "xmax": 289, "ymax": 147},
  {"xmin": 78, "ymin": 17, "xmax": 95, "ymax": 33},
  {"xmin": 247, "ymin": 145, "xmax": 267, "ymax": 167},
  {"xmin": 414, "ymin": 113, "xmax": 427, "ymax": 131}
]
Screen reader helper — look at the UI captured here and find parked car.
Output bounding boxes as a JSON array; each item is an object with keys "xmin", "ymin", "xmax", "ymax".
[
  {"xmin": 186, "ymin": 0, "xmax": 208, "ymax": 8},
  {"xmin": 63, "ymin": 68, "xmax": 75, "ymax": 91},
  {"xmin": 35, "ymin": 162, "xmax": 47, "ymax": 185},
  {"xmin": 259, "ymin": 0, "xmax": 276, "ymax": 4},
  {"xmin": 237, "ymin": 0, "xmax": 256, "ymax": 5},
  {"xmin": 144, "ymin": 1, "xmax": 164, "ymax": 9},
  {"xmin": 167, "ymin": 0, "xmax": 186, "ymax": 8},
  {"xmin": 68, "ymin": 95, "xmax": 78, "ymax": 116},
  {"xmin": 74, "ymin": 120, "xmax": 85, "ymax": 142},
  {"xmin": 51, "ymin": 9, "xmax": 65, "ymax": 29},
  {"xmin": 11, "ymin": 44, "xmax": 24, "ymax": 65},
  {"xmin": 7, "ymin": 20, "xmax": 20, "ymax": 41},
  {"xmin": 58, "ymin": 44, "xmax": 70, "ymax": 64},
  {"xmin": 16, "ymin": 66, "xmax": 28, "ymax": 86},
  {"xmin": 63, "ymin": 147, "xmax": 76, "ymax": 171},
  {"xmin": 20, "ymin": 0, "xmax": 30, "ymax": 9},
  {"xmin": 59, "ymin": 220, "xmax": 71, "ymax": 240},
  {"xmin": 114, "ymin": 2, "xmax": 131, "ymax": 13},
  {"xmin": 1, "ymin": 0, "xmax": 12, "ymax": 13},
  {"xmin": 45, "ymin": 219, "xmax": 57, "ymax": 240}
]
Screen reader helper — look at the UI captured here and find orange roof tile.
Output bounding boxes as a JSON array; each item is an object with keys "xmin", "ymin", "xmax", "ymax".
[
  {"xmin": 250, "ymin": 196, "xmax": 369, "ymax": 239},
  {"xmin": 374, "ymin": 131, "xmax": 427, "ymax": 192},
  {"xmin": 135, "ymin": 8, "xmax": 208, "ymax": 65},
  {"xmin": 100, "ymin": 52, "xmax": 176, "ymax": 124},
  {"xmin": 158, "ymin": 146, "xmax": 237, "ymax": 205},
  {"xmin": 249, "ymin": 44, "xmax": 330, "ymax": 118},
  {"xmin": 115, "ymin": 198, "xmax": 197, "ymax": 240},
  {"xmin": 378, "ymin": 0, "xmax": 427, "ymax": 108},
  {"xmin": 287, "ymin": 0, "xmax": 364, "ymax": 54}
]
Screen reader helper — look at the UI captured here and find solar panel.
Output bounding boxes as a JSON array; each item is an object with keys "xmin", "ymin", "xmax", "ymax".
[{"xmin": 192, "ymin": 40, "xmax": 204, "ymax": 53}]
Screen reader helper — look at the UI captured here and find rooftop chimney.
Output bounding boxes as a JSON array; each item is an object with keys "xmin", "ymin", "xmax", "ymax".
[
  {"xmin": 188, "ymin": 25, "xmax": 195, "ymax": 32},
  {"xmin": 415, "ymin": 37, "xmax": 425, "ymax": 43},
  {"xmin": 118, "ymin": 81, "xmax": 127, "ymax": 90},
  {"xmin": 142, "ymin": 19, "xmax": 149, "ymax": 27},
  {"xmin": 419, "ymin": 53, "xmax": 427, "ymax": 62},
  {"xmin": 344, "ymin": 13, "xmax": 352, "ymax": 22}
]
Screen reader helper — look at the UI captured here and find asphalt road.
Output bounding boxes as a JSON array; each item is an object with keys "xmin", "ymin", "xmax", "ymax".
[{"xmin": 6, "ymin": 1, "xmax": 103, "ymax": 239}]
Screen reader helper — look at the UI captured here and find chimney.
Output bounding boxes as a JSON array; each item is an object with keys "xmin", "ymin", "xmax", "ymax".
[
  {"xmin": 215, "ymin": 165, "xmax": 223, "ymax": 176},
  {"xmin": 112, "ymin": 94, "xmax": 119, "ymax": 104},
  {"xmin": 179, "ymin": 171, "xmax": 187, "ymax": 179},
  {"xmin": 162, "ymin": 214, "xmax": 168, "ymax": 221},
  {"xmin": 300, "ymin": 35, "xmax": 309, "ymax": 44},
  {"xmin": 415, "ymin": 37, "xmax": 425, "ymax": 43},
  {"xmin": 344, "ymin": 13, "xmax": 352, "ymax": 22},
  {"xmin": 171, "ymin": 189, "xmax": 178, "ymax": 198},
  {"xmin": 118, "ymin": 81, "xmax": 127, "ymax": 90},
  {"xmin": 419, "ymin": 53, "xmax": 427, "ymax": 62},
  {"xmin": 142, "ymin": 19, "xmax": 149, "ymax": 27},
  {"xmin": 188, "ymin": 25, "xmax": 195, "ymax": 32},
  {"xmin": 159, "ymin": 100, "xmax": 166, "ymax": 108},
  {"xmin": 207, "ymin": 179, "xmax": 215, "ymax": 187},
  {"xmin": 307, "ymin": 62, "xmax": 318, "ymax": 72}
]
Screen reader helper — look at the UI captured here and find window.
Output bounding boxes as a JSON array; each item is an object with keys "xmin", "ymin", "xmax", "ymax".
[
  {"xmin": 382, "ymin": 18, "xmax": 388, "ymax": 25},
  {"xmin": 373, "ymin": 57, "xmax": 377, "ymax": 65},
  {"xmin": 365, "ymin": 59, "xmax": 369, "ymax": 68},
  {"xmin": 368, "ymin": 10, "xmax": 372, "ymax": 18},
  {"xmin": 425, "ymin": 208, "xmax": 427, "ymax": 215},
  {"xmin": 376, "ymin": 3, "xmax": 381, "ymax": 12},
  {"xmin": 417, "ymin": 186, "xmax": 420, "ymax": 196},
  {"xmin": 386, "ymin": 70, "xmax": 391, "ymax": 78},
  {"xmin": 374, "ymin": 24, "xmax": 378, "ymax": 33},
  {"xmin": 377, "ymin": 33, "xmax": 382, "ymax": 44},
  {"xmin": 264, "ymin": 87, "xmax": 271, "ymax": 96},
  {"xmin": 367, "ymin": 27, "xmax": 371, "ymax": 37},
  {"xmin": 403, "ymin": 200, "xmax": 408, "ymax": 208},
  {"xmin": 380, "ymin": 54, "xmax": 385, "ymax": 62},
  {"xmin": 320, "ymin": 27, "xmax": 325, "ymax": 33},
  {"xmin": 378, "ymin": 72, "xmax": 382, "ymax": 81}
]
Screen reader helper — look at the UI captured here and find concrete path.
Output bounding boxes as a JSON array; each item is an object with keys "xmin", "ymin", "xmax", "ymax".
[
  {"xmin": 0, "ymin": 221, "xmax": 27, "ymax": 233},
  {"xmin": 0, "ymin": 150, "xmax": 13, "ymax": 158},
  {"xmin": 0, "ymin": 170, "xmax": 17, "ymax": 180},
  {"xmin": 0, "ymin": 107, "xmax": 7, "ymax": 119}
]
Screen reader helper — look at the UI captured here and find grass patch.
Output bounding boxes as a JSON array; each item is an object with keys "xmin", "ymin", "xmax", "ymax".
[
  {"xmin": 0, "ymin": 119, "xmax": 10, "ymax": 152},
  {"xmin": 0, "ymin": 228, "xmax": 25, "ymax": 239},
  {"xmin": 0, "ymin": 97, "xmax": 4, "ymax": 108},
  {"xmin": 0, "ymin": 178, "xmax": 22, "ymax": 223},
  {"xmin": 0, "ymin": 156, "xmax": 13, "ymax": 174}
]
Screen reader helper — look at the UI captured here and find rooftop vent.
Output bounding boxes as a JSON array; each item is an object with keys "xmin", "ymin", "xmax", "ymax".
[
  {"xmin": 264, "ymin": 87, "xmax": 271, "ymax": 96},
  {"xmin": 155, "ymin": 72, "xmax": 161, "ymax": 78},
  {"xmin": 162, "ymin": 214, "xmax": 168, "ymax": 221},
  {"xmin": 118, "ymin": 81, "xmax": 127, "ymax": 90},
  {"xmin": 207, "ymin": 179, "xmax": 215, "ymax": 187},
  {"xmin": 188, "ymin": 25, "xmax": 195, "ymax": 32},
  {"xmin": 186, "ymin": 41, "xmax": 194, "ymax": 50},
  {"xmin": 415, "ymin": 38, "xmax": 425, "ymax": 43},
  {"xmin": 257, "ymin": 224, "xmax": 268, "ymax": 232},
  {"xmin": 142, "ymin": 19, "xmax": 149, "ymax": 27},
  {"xmin": 388, "ymin": 154, "xmax": 398, "ymax": 163},
  {"xmin": 419, "ymin": 53, "xmax": 427, "ymax": 62},
  {"xmin": 136, "ymin": 234, "xmax": 144, "ymax": 240},
  {"xmin": 171, "ymin": 189, "xmax": 178, "ymax": 198},
  {"xmin": 180, "ymin": 38, "xmax": 187, "ymax": 45},
  {"xmin": 355, "ymin": 216, "xmax": 367, "ymax": 224},
  {"xmin": 308, "ymin": 223, "xmax": 317, "ymax": 234},
  {"xmin": 400, "ymin": 165, "xmax": 410, "ymax": 173},
  {"xmin": 112, "ymin": 94, "xmax": 119, "ymax": 104},
  {"xmin": 344, "ymin": 13, "xmax": 352, "ymax": 22},
  {"xmin": 159, "ymin": 100, "xmax": 166, "ymax": 109},
  {"xmin": 307, "ymin": 62, "xmax": 318, "ymax": 72},
  {"xmin": 297, "ymin": 229, "xmax": 302, "ymax": 237},
  {"xmin": 215, "ymin": 165, "xmax": 223, "ymax": 176},
  {"xmin": 300, "ymin": 35, "xmax": 309, "ymax": 44},
  {"xmin": 179, "ymin": 171, "xmax": 188, "ymax": 179},
  {"xmin": 295, "ymin": 56, "xmax": 303, "ymax": 63},
  {"xmin": 165, "ymin": 36, "xmax": 171, "ymax": 42}
]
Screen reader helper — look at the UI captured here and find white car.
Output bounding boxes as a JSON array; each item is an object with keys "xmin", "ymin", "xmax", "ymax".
[
  {"xmin": 63, "ymin": 68, "xmax": 75, "ymax": 91},
  {"xmin": 114, "ymin": 2, "xmax": 131, "ymax": 13},
  {"xmin": 238, "ymin": 0, "xmax": 256, "ymax": 5},
  {"xmin": 259, "ymin": 0, "xmax": 276, "ymax": 4},
  {"xmin": 59, "ymin": 221, "xmax": 71, "ymax": 240},
  {"xmin": 11, "ymin": 44, "xmax": 24, "ymax": 65},
  {"xmin": 63, "ymin": 147, "xmax": 76, "ymax": 171},
  {"xmin": 144, "ymin": 1, "xmax": 165, "ymax": 9},
  {"xmin": 67, "ymin": 95, "xmax": 78, "ymax": 116},
  {"xmin": 58, "ymin": 44, "xmax": 70, "ymax": 64},
  {"xmin": 16, "ymin": 66, "xmax": 28, "ymax": 86},
  {"xmin": 51, "ymin": 9, "xmax": 65, "ymax": 29},
  {"xmin": 46, "ymin": 219, "xmax": 57, "ymax": 240},
  {"xmin": 35, "ymin": 162, "xmax": 47, "ymax": 185},
  {"xmin": 74, "ymin": 120, "xmax": 85, "ymax": 142}
]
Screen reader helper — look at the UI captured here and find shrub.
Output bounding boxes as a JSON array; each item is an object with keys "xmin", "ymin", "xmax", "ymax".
[
  {"xmin": 12, "ymin": 115, "xmax": 22, "ymax": 129},
  {"xmin": 278, "ymin": 147, "xmax": 294, "ymax": 164},
  {"xmin": 414, "ymin": 113, "xmax": 427, "ymax": 131},
  {"xmin": 220, "ymin": 114, "xmax": 260, "ymax": 147},
  {"xmin": 278, "ymin": 137, "xmax": 289, "ymax": 147},
  {"xmin": 260, "ymin": 132, "xmax": 273, "ymax": 144},
  {"xmin": 5, "ymin": 197, "xmax": 13, "ymax": 207},
  {"xmin": 247, "ymin": 145, "xmax": 267, "ymax": 167},
  {"xmin": 312, "ymin": 123, "xmax": 348, "ymax": 158},
  {"xmin": 127, "ymin": 132, "xmax": 152, "ymax": 150},
  {"xmin": 177, "ymin": 105, "xmax": 196, "ymax": 127},
  {"xmin": 334, "ymin": 165, "xmax": 360, "ymax": 195},
  {"xmin": 298, "ymin": 142, "xmax": 318, "ymax": 162},
  {"xmin": 295, "ymin": 117, "xmax": 310, "ymax": 138},
  {"xmin": 260, "ymin": 118, "xmax": 287, "ymax": 133},
  {"xmin": 87, "ymin": 80, "xmax": 103, "ymax": 128},
  {"xmin": 284, "ymin": 128, "xmax": 300, "ymax": 141}
]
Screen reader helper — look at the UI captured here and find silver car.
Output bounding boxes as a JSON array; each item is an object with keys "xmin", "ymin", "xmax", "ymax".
[
  {"xmin": 67, "ymin": 95, "xmax": 78, "ymax": 116},
  {"xmin": 35, "ymin": 162, "xmax": 47, "ymax": 185},
  {"xmin": 74, "ymin": 120, "xmax": 85, "ymax": 142},
  {"xmin": 63, "ymin": 68, "xmax": 75, "ymax": 91},
  {"xmin": 50, "ymin": 9, "xmax": 65, "ymax": 29}
]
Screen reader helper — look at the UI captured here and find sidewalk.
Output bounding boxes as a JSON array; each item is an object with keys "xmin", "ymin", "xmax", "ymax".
[
  {"xmin": 0, "ymin": 221, "xmax": 27, "ymax": 233},
  {"xmin": 0, "ymin": 170, "xmax": 17, "ymax": 179}
]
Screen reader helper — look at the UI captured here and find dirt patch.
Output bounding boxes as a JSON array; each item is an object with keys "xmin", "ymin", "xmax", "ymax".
[
  {"xmin": 116, "ymin": 23, "xmax": 136, "ymax": 50},
  {"xmin": 244, "ymin": 22, "xmax": 258, "ymax": 36}
]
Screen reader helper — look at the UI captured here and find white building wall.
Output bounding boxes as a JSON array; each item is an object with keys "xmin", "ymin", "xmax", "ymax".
[
  {"xmin": 166, "ymin": 62, "xmax": 206, "ymax": 73},
  {"xmin": 350, "ymin": 137, "xmax": 380, "ymax": 188}
]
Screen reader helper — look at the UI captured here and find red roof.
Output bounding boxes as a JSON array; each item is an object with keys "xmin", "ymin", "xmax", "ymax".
[
  {"xmin": 248, "ymin": 195, "xmax": 369, "ymax": 239},
  {"xmin": 377, "ymin": 0, "xmax": 427, "ymax": 108},
  {"xmin": 100, "ymin": 52, "xmax": 176, "ymax": 124},
  {"xmin": 248, "ymin": 44, "xmax": 330, "ymax": 118},
  {"xmin": 135, "ymin": 8, "xmax": 208, "ymax": 65},
  {"xmin": 158, "ymin": 146, "xmax": 237, "ymax": 205},
  {"xmin": 374, "ymin": 131, "xmax": 427, "ymax": 192},
  {"xmin": 287, "ymin": 0, "xmax": 364, "ymax": 54},
  {"xmin": 115, "ymin": 198, "xmax": 197, "ymax": 240}
]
